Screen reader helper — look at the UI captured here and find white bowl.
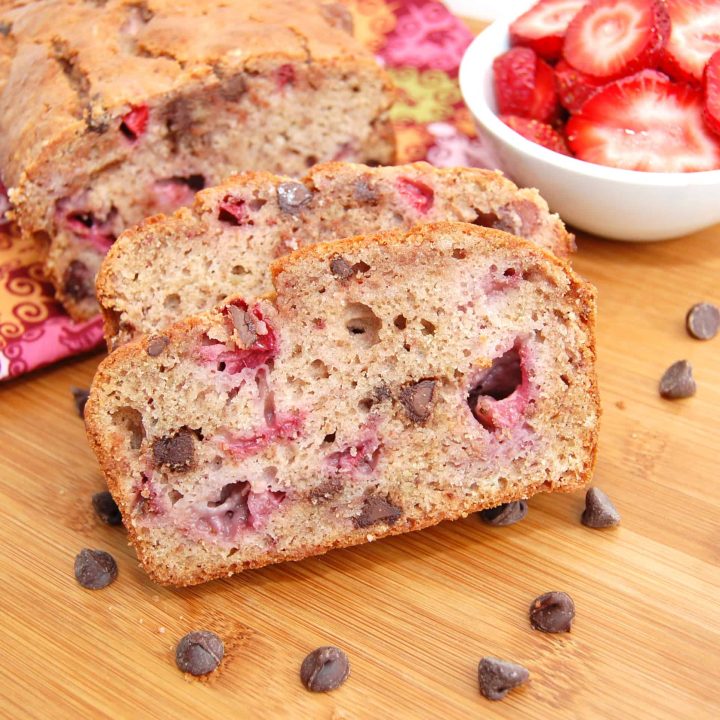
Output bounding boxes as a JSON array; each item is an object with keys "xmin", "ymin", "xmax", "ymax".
[{"xmin": 458, "ymin": 0, "xmax": 720, "ymax": 241}]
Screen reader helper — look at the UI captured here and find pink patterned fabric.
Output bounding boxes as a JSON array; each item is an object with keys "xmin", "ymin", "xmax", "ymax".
[{"xmin": 0, "ymin": 0, "xmax": 492, "ymax": 381}]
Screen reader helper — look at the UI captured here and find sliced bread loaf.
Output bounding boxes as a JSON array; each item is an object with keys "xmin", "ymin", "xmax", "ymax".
[
  {"xmin": 98, "ymin": 161, "xmax": 573, "ymax": 347},
  {"xmin": 85, "ymin": 222, "xmax": 598, "ymax": 586}
]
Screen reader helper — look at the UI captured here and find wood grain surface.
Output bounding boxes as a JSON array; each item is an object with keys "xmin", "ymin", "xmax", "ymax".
[{"xmin": 2, "ymin": 19, "xmax": 720, "ymax": 720}]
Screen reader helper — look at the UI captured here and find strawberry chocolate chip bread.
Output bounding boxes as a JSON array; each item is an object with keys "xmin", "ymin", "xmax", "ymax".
[
  {"xmin": 85, "ymin": 222, "xmax": 599, "ymax": 586},
  {"xmin": 97, "ymin": 161, "xmax": 574, "ymax": 348},
  {"xmin": 0, "ymin": 0, "xmax": 394, "ymax": 320}
]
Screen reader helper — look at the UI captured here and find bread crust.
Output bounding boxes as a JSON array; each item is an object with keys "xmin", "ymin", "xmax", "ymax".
[{"xmin": 85, "ymin": 222, "xmax": 599, "ymax": 586}]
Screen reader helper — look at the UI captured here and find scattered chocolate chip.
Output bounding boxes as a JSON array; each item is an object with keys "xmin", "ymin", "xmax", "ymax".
[
  {"xmin": 478, "ymin": 657, "xmax": 529, "ymax": 701},
  {"xmin": 71, "ymin": 386, "xmax": 90, "ymax": 418},
  {"xmin": 228, "ymin": 305, "xmax": 257, "ymax": 348},
  {"xmin": 353, "ymin": 495, "xmax": 402, "ymax": 529},
  {"xmin": 153, "ymin": 429, "xmax": 195, "ymax": 471},
  {"xmin": 175, "ymin": 631, "xmax": 224, "ymax": 676},
  {"xmin": 164, "ymin": 98, "xmax": 194, "ymax": 150},
  {"xmin": 277, "ymin": 181, "xmax": 312, "ymax": 214},
  {"xmin": 62, "ymin": 259, "xmax": 93, "ymax": 301},
  {"xmin": 309, "ymin": 478, "xmax": 343, "ymax": 503},
  {"xmin": 581, "ymin": 487, "xmax": 620, "ymax": 528},
  {"xmin": 479, "ymin": 500, "xmax": 528, "ymax": 526},
  {"xmin": 319, "ymin": 3, "xmax": 354, "ymax": 35},
  {"xmin": 146, "ymin": 335, "xmax": 169, "ymax": 357},
  {"xmin": 686, "ymin": 302, "xmax": 719, "ymax": 340},
  {"xmin": 92, "ymin": 490, "xmax": 123, "ymax": 526},
  {"xmin": 300, "ymin": 646, "xmax": 350, "ymax": 692},
  {"xmin": 399, "ymin": 379, "xmax": 436, "ymax": 422},
  {"xmin": 659, "ymin": 360, "xmax": 696, "ymax": 399},
  {"xmin": 0, "ymin": 21, "xmax": 12, "ymax": 36},
  {"xmin": 219, "ymin": 73, "xmax": 247, "ymax": 101},
  {"xmin": 529, "ymin": 591, "xmax": 575, "ymax": 633},
  {"xmin": 74, "ymin": 548, "xmax": 118, "ymax": 590},
  {"xmin": 353, "ymin": 177, "xmax": 379, "ymax": 204},
  {"xmin": 330, "ymin": 255, "xmax": 354, "ymax": 280},
  {"xmin": 373, "ymin": 384, "xmax": 392, "ymax": 402}
]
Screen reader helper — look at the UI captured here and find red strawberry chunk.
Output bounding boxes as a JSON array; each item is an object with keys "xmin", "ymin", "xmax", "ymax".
[
  {"xmin": 119, "ymin": 104, "xmax": 149, "ymax": 141},
  {"xmin": 276, "ymin": 63, "xmax": 296, "ymax": 90},
  {"xmin": 661, "ymin": 0, "xmax": 720, "ymax": 84},
  {"xmin": 396, "ymin": 177, "xmax": 435, "ymax": 213},
  {"xmin": 555, "ymin": 59, "xmax": 607, "ymax": 112},
  {"xmin": 704, "ymin": 50, "xmax": 720, "ymax": 136},
  {"xmin": 566, "ymin": 70, "xmax": 720, "ymax": 171},
  {"xmin": 500, "ymin": 114, "xmax": 571, "ymax": 155},
  {"xmin": 218, "ymin": 195, "xmax": 250, "ymax": 225},
  {"xmin": 510, "ymin": 0, "xmax": 586, "ymax": 60},
  {"xmin": 564, "ymin": 0, "xmax": 671, "ymax": 80},
  {"xmin": 493, "ymin": 47, "xmax": 560, "ymax": 123}
]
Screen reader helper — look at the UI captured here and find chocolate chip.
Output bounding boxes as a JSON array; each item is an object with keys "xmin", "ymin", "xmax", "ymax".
[
  {"xmin": 472, "ymin": 348, "xmax": 522, "ymax": 401},
  {"xmin": 478, "ymin": 657, "xmax": 529, "ymax": 701},
  {"xmin": 330, "ymin": 255, "xmax": 354, "ymax": 279},
  {"xmin": 277, "ymin": 181, "xmax": 312, "ymax": 214},
  {"xmin": 228, "ymin": 305, "xmax": 257, "ymax": 348},
  {"xmin": 71, "ymin": 386, "xmax": 90, "ymax": 418},
  {"xmin": 153, "ymin": 429, "xmax": 195, "ymax": 471},
  {"xmin": 686, "ymin": 302, "xmax": 719, "ymax": 340},
  {"xmin": 74, "ymin": 548, "xmax": 118, "ymax": 590},
  {"xmin": 175, "ymin": 631, "xmax": 224, "ymax": 676},
  {"xmin": 63, "ymin": 260, "xmax": 93, "ymax": 301},
  {"xmin": 300, "ymin": 646, "xmax": 350, "ymax": 692},
  {"xmin": 219, "ymin": 73, "xmax": 247, "ymax": 101},
  {"xmin": 399, "ymin": 379, "xmax": 436, "ymax": 422},
  {"xmin": 319, "ymin": 3, "xmax": 354, "ymax": 35},
  {"xmin": 581, "ymin": 487, "xmax": 620, "ymax": 528},
  {"xmin": 146, "ymin": 335, "xmax": 169, "ymax": 357},
  {"xmin": 92, "ymin": 490, "xmax": 123, "ymax": 526},
  {"xmin": 479, "ymin": 500, "xmax": 528, "ymax": 526},
  {"xmin": 353, "ymin": 495, "xmax": 402, "ymax": 529},
  {"xmin": 529, "ymin": 591, "xmax": 575, "ymax": 633},
  {"xmin": 0, "ymin": 21, "xmax": 12, "ymax": 36},
  {"xmin": 659, "ymin": 360, "xmax": 696, "ymax": 399},
  {"xmin": 353, "ymin": 177, "xmax": 379, "ymax": 204}
]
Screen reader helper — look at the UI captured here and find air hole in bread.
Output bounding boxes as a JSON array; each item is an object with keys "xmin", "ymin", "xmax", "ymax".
[
  {"xmin": 344, "ymin": 302, "xmax": 381, "ymax": 346},
  {"xmin": 310, "ymin": 359, "xmax": 330, "ymax": 379},
  {"xmin": 111, "ymin": 406, "xmax": 145, "ymax": 450},
  {"xmin": 231, "ymin": 264, "xmax": 248, "ymax": 276},
  {"xmin": 164, "ymin": 293, "xmax": 180, "ymax": 310},
  {"xmin": 420, "ymin": 319, "xmax": 436, "ymax": 336}
]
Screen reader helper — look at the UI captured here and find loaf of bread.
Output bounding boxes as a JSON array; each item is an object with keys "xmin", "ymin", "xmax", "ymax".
[
  {"xmin": 85, "ymin": 222, "xmax": 599, "ymax": 587},
  {"xmin": 97, "ymin": 161, "xmax": 574, "ymax": 348},
  {"xmin": 0, "ymin": 0, "xmax": 394, "ymax": 320}
]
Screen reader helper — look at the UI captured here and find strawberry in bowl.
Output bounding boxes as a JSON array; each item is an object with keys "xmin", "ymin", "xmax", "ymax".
[{"xmin": 459, "ymin": 0, "xmax": 720, "ymax": 240}]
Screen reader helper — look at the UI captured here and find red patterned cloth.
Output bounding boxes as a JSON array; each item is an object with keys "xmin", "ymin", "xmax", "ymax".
[{"xmin": 0, "ymin": 0, "xmax": 491, "ymax": 380}]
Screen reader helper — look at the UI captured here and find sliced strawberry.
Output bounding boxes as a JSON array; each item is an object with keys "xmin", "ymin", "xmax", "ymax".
[
  {"xmin": 120, "ymin": 105, "xmax": 149, "ymax": 141},
  {"xmin": 662, "ymin": 0, "xmax": 720, "ymax": 84},
  {"xmin": 704, "ymin": 50, "xmax": 720, "ymax": 136},
  {"xmin": 500, "ymin": 114, "xmax": 571, "ymax": 155},
  {"xmin": 396, "ymin": 177, "xmax": 434, "ymax": 213},
  {"xmin": 564, "ymin": 0, "xmax": 670, "ymax": 80},
  {"xmin": 493, "ymin": 47, "xmax": 560, "ymax": 123},
  {"xmin": 510, "ymin": 0, "xmax": 586, "ymax": 60},
  {"xmin": 566, "ymin": 70, "xmax": 720, "ymax": 171},
  {"xmin": 555, "ymin": 59, "xmax": 608, "ymax": 112}
]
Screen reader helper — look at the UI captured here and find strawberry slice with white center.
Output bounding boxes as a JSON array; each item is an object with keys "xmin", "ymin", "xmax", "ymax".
[
  {"xmin": 566, "ymin": 70, "xmax": 720, "ymax": 171},
  {"xmin": 501, "ymin": 114, "xmax": 571, "ymax": 155},
  {"xmin": 493, "ymin": 47, "xmax": 560, "ymax": 123},
  {"xmin": 509, "ymin": 0, "xmax": 587, "ymax": 61},
  {"xmin": 704, "ymin": 50, "xmax": 720, "ymax": 136},
  {"xmin": 564, "ymin": 0, "xmax": 671, "ymax": 80},
  {"xmin": 662, "ymin": 0, "xmax": 720, "ymax": 84}
]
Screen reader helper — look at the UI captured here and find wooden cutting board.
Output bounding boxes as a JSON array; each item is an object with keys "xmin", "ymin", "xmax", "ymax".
[
  {"xmin": 2, "ymin": 18, "xmax": 720, "ymax": 718},
  {"xmin": 2, "ymin": 227, "xmax": 719, "ymax": 720}
]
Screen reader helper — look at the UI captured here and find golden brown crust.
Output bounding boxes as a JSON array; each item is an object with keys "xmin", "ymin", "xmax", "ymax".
[{"xmin": 86, "ymin": 222, "xmax": 599, "ymax": 587}]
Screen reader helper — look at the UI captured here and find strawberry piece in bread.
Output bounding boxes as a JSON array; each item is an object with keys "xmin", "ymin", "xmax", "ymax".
[
  {"xmin": 661, "ymin": 0, "xmax": 720, "ymax": 85},
  {"xmin": 566, "ymin": 70, "xmax": 720, "ymax": 171},
  {"xmin": 509, "ymin": 0, "xmax": 586, "ymax": 61},
  {"xmin": 501, "ymin": 115, "xmax": 571, "ymax": 155},
  {"xmin": 704, "ymin": 50, "xmax": 720, "ymax": 137},
  {"xmin": 554, "ymin": 60, "xmax": 608, "ymax": 112},
  {"xmin": 563, "ymin": 0, "xmax": 670, "ymax": 80},
  {"xmin": 493, "ymin": 47, "xmax": 560, "ymax": 123}
]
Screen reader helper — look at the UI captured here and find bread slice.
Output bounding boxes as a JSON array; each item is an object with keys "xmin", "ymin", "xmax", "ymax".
[
  {"xmin": 97, "ymin": 161, "xmax": 574, "ymax": 348},
  {"xmin": 0, "ymin": 0, "xmax": 394, "ymax": 320},
  {"xmin": 85, "ymin": 222, "xmax": 598, "ymax": 587}
]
